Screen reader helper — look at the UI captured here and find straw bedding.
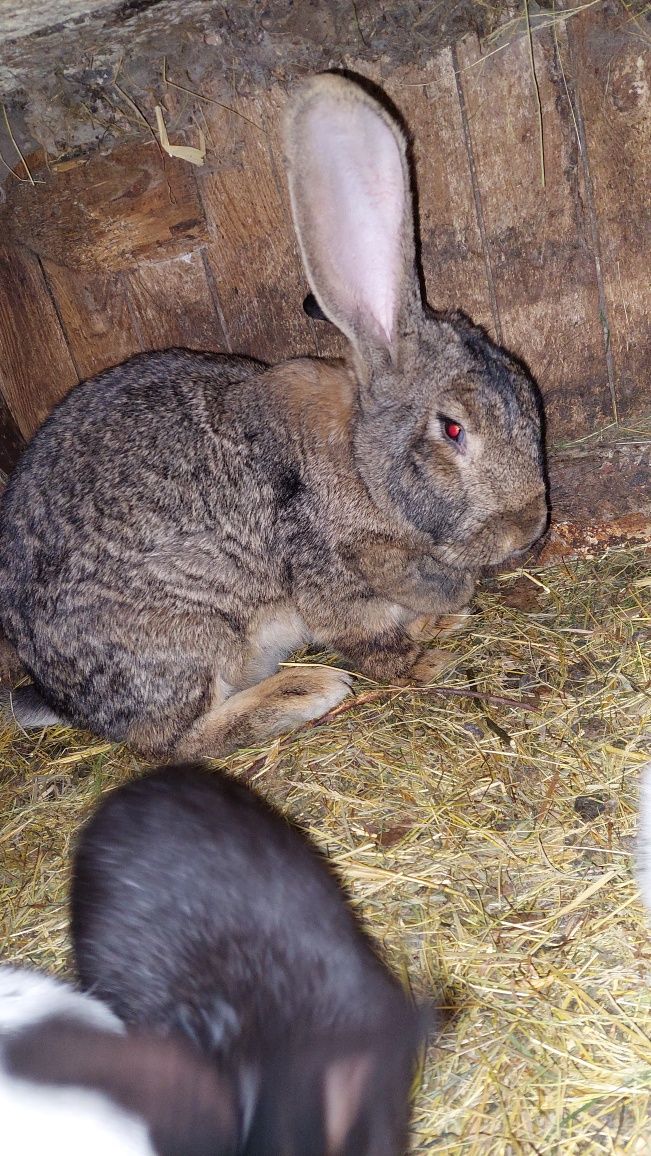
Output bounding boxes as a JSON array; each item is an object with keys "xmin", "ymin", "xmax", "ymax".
[{"xmin": 2, "ymin": 544, "xmax": 650, "ymax": 1153}]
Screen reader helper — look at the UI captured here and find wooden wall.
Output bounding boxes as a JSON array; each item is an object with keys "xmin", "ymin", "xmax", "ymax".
[{"xmin": 0, "ymin": 5, "xmax": 649, "ymax": 558}]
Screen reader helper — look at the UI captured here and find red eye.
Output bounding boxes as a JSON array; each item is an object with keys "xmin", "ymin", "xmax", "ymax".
[{"xmin": 443, "ymin": 418, "xmax": 465, "ymax": 445}]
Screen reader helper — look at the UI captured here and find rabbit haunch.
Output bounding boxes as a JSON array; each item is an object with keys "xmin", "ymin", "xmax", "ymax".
[{"xmin": 0, "ymin": 73, "xmax": 548, "ymax": 758}]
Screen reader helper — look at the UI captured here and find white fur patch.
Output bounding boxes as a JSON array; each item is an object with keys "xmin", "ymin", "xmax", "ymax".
[
  {"xmin": 0, "ymin": 967, "xmax": 123, "ymax": 1036},
  {"xmin": 240, "ymin": 607, "xmax": 310, "ymax": 685},
  {"xmin": 0, "ymin": 966, "xmax": 153, "ymax": 1154},
  {"xmin": 0, "ymin": 1079, "xmax": 155, "ymax": 1156}
]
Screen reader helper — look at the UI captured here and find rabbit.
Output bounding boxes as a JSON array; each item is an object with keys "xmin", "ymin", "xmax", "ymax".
[
  {"xmin": 0, "ymin": 964, "xmax": 240, "ymax": 1155},
  {"xmin": 0, "ymin": 72, "xmax": 549, "ymax": 759},
  {"xmin": 70, "ymin": 762, "xmax": 430, "ymax": 1155}
]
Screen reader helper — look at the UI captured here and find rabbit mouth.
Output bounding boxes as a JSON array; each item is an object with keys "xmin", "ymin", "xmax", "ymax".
[
  {"xmin": 480, "ymin": 526, "xmax": 550, "ymax": 575},
  {"xmin": 437, "ymin": 517, "xmax": 549, "ymax": 572},
  {"xmin": 512, "ymin": 532, "xmax": 549, "ymax": 561}
]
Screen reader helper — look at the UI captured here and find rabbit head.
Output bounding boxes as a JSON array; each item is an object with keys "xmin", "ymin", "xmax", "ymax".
[
  {"xmin": 245, "ymin": 1018, "xmax": 423, "ymax": 1156},
  {"xmin": 284, "ymin": 73, "xmax": 548, "ymax": 571},
  {"xmin": 70, "ymin": 764, "xmax": 429, "ymax": 1154}
]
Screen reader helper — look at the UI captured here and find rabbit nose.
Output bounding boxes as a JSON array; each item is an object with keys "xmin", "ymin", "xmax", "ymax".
[
  {"xmin": 513, "ymin": 508, "xmax": 549, "ymax": 557},
  {"xmin": 522, "ymin": 493, "xmax": 549, "ymax": 543},
  {"xmin": 530, "ymin": 510, "xmax": 550, "ymax": 546}
]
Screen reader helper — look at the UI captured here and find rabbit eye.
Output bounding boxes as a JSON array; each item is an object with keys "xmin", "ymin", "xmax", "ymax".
[{"xmin": 441, "ymin": 416, "xmax": 465, "ymax": 447}]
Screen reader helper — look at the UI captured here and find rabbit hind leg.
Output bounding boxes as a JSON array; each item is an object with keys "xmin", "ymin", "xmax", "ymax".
[{"xmin": 174, "ymin": 666, "xmax": 353, "ymax": 759}]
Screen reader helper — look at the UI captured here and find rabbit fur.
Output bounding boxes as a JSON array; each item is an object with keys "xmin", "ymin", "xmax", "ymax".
[
  {"xmin": 0, "ymin": 73, "xmax": 548, "ymax": 758},
  {"xmin": 0, "ymin": 965, "xmax": 240, "ymax": 1155},
  {"xmin": 71, "ymin": 762, "xmax": 428, "ymax": 1156}
]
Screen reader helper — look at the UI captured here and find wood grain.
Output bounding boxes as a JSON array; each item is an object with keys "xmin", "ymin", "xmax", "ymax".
[
  {"xmin": 0, "ymin": 246, "xmax": 77, "ymax": 438},
  {"xmin": 456, "ymin": 29, "xmax": 611, "ymax": 441},
  {"xmin": 124, "ymin": 250, "xmax": 227, "ymax": 352},
  {"xmin": 42, "ymin": 261, "xmax": 143, "ymax": 378},
  {"xmin": 1, "ymin": 144, "xmax": 208, "ymax": 273},
  {"xmin": 44, "ymin": 250, "xmax": 227, "ymax": 380},
  {"xmin": 568, "ymin": 5, "xmax": 651, "ymax": 425},
  {"xmin": 196, "ymin": 86, "xmax": 319, "ymax": 363},
  {"xmin": 541, "ymin": 434, "xmax": 651, "ymax": 561},
  {"xmin": 350, "ymin": 55, "xmax": 495, "ymax": 331}
]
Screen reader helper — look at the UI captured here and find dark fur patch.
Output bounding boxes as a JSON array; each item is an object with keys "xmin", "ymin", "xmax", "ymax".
[
  {"xmin": 117, "ymin": 0, "xmax": 163, "ymax": 20},
  {"xmin": 274, "ymin": 465, "xmax": 304, "ymax": 507},
  {"xmin": 6, "ymin": 1014, "xmax": 239, "ymax": 1156}
]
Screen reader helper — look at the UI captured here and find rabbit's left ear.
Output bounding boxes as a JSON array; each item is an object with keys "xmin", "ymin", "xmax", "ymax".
[
  {"xmin": 6, "ymin": 1016, "xmax": 241, "ymax": 1156},
  {"xmin": 284, "ymin": 73, "xmax": 419, "ymax": 372}
]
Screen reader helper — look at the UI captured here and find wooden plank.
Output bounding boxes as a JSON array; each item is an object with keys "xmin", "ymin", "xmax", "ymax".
[
  {"xmin": 0, "ymin": 393, "xmax": 25, "ymax": 481},
  {"xmin": 395, "ymin": 55, "xmax": 495, "ymax": 330},
  {"xmin": 347, "ymin": 55, "xmax": 495, "ymax": 331},
  {"xmin": 567, "ymin": 5, "xmax": 651, "ymax": 425},
  {"xmin": 456, "ymin": 29, "xmax": 611, "ymax": 441},
  {"xmin": 541, "ymin": 437, "xmax": 651, "ymax": 562},
  {"xmin": 42, "ymin": 261, "xmax": 143, "ymax": 378},
  {"xmin": 195, "ymin": 86, "xmax": 319, "ymax": 363},
  {"xmin": 0, "ymin": 144, "xmax": 207, "ymax": 273},
  {"xmin": 123, "ymin": 250, "xmax": 228, "ymax": 352},
  {"xmin": 44, "ymin": 250, "xmax": 228, "ymax": 380},
  {"xmin": 0, "ymin": 245, "xmax": 78, "ymax": 438}
]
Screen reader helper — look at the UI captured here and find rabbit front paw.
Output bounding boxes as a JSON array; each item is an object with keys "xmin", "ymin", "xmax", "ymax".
[{"xmin": 406, "ymin": 606, "xmax": 473, "ymax": 643}]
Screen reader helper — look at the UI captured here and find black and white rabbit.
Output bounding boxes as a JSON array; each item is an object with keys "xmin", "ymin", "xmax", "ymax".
[
  {"xmin": 71, "ymin": 762, "xmax": 430, "ymax": 1155},
  {"xmin": 0, "ymin": 73, "xmax": 548, "ymax": 759},
  {"xmin": 0, "ymin": 964, "xmax": 240, "ymax": 1155}
]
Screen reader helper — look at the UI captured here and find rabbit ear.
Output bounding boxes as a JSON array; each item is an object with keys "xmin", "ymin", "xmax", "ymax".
[
  {"xmin": 323, "ymin": 1051, "xmax": 374, "ymax": 1152},
  {"xmin": 284, "ymin": 73, "xmax": 418, "ymax": 371},
  {"xmin": 6, "ymin": 1016, "xmax": 240, "ymax": 1156},
  {"xmin": 245, "ymin": 1042, "xmax": 375, "ymax": 1156}
]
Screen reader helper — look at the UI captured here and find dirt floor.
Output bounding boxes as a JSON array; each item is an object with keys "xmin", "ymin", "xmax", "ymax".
[{"xmin": 2, "ymin": 545, "xmax": 651, "ymax": 1153}]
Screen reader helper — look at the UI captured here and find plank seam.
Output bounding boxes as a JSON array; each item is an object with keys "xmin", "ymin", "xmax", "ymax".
[
  {"xmin": 452, "ymin": 41, "xmax": 503, "ymax": 344},
  {"xmin": 197, "ymin": 246, "xmax": 232, "ymax": 355},
  {"xmin": 563, "ymin": 21, "xmax": 618, "ymax": 425},
  {"xmin": 38, "ymin": 256, "xmax": 81, "ymax": 381},
  {"xmin": 192, "ymin": 167, "xmax": 233, "ymax": 354}
]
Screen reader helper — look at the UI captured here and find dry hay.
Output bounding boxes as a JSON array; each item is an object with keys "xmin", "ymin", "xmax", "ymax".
[{"xmin": 1, "ymin": 544, "xmax": 651, "ymax": 1154}]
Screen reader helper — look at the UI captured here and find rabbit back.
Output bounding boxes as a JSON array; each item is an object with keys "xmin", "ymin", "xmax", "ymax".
[
  {"xmin": 0, "ymin": 349, "xmax": 284, "ymax": 753},
  {"xmin": 71, "ymin": 764, "xmax": 412, "ymax": 1049},
  {"xmin": 71, "ymin": 765, "xmax": 424, "ymax": 1156}
]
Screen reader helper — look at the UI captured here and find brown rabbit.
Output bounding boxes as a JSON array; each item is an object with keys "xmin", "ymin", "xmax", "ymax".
[{"xmin": 0, "ymin": 73, "xmax": 548, "ymax": 759}]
